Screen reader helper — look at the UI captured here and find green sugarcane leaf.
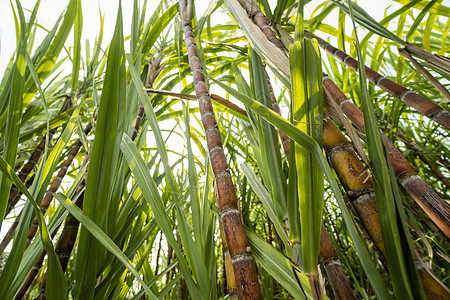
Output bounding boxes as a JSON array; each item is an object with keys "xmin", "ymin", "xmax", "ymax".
[
  {"xmin": 241, "ymin": 163, "xmax": 290, "ymax": 251},
  {"xmin": 290, "ymin": 38, "xmax": 324, "ymax": 275},
  {"xmin": 245, "ymin": 228, "xmax": 316, "ymax": 300},
  {"xmin": 0, "ymin": 153, "xmax": 67, "ymax": 299},
  {"xmin": 250, "ymin": 49, "xmax": 287, "ymax": 221},
  {"xmin": 120, "ymin": 134, "xmax": 203, "ymax": 299},
  {"xmin": 54, "ymin": 193, "xmax": 157, "ymax": 299},
  {"xmin": 71, "ymin": 0, "xmax": 82, "ymax": 90},
  {"xmin": 0, "ymin": 0, "xmax": 27, "ymax": 226},
  {"xmin": 209, "ymin": 75, "xmax": 391, "ymax": 298},
  {"xmin": 73, "ymin": 3, "xmax": 125, "ymax": 298},
  {"xmin": 347, "ymin": 1, "xmax": 426, "ymax": 299},
  {"xmin": 183, "ymin": 102, "xmax": 202, "ymax": 243},
  {"xmin": 127, "ymin": 54, "xmax": 177, "ymax": 197},
  {"xmin": 175, "ymin": 204, "xmax": 211, "ymax": 298}
]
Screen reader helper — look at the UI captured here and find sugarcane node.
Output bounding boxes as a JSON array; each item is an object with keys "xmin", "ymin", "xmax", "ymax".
[
  {"xmin": 194, "ymin": 80, "xmax": 209, "ymax": 96},
  {"xmin": 400, "ymin": 91, "xmax": 443, "ymax": 118},
  {"xmin": 364, "ymin": 67, "xmax": 381, "ymax": 82},
  {"xmin": 325, "ymin": 43, "xmax": 338, "ymax": 55},
  {"xmin": 253, "ymin": 15, "xmax": 267, "ymax": 28},
  {"xmin": 433, "ymin": 110, "xmax": 450, "ymax": 130},
  {"xmin": 261, "ymin": 26, "xmax": 273, "ymax": 37},
  {"xmin": 322, "ymin": 258, "xmax": 340, "ymax": 266},
  {"xmin": 198, "ymin": 95, "xmax": 213, "ymax": 114},
  {"xmin": 334, "ymin": 49, "xmax": 348, "ymax": 61},
  {"xmin": 206, "ymin": 128, "xmax": 223, "ymax": 149},
  {"xmin": 192, "ymin": 69, "xmax": 205, "ymax": 85},
  {"xmin": 184, "ymin": 36, "xmax": 195, "ymax": 48},
  {"xmin": 189, "ymin": 56, "xmax": 202, "ymax": 72},
  {"xmin": 216, "ymin": 175, "xmax": 238, "ymax": 208},
  {"xmin": 343, "ymin": 56, "xmax": 358, "ymax": 71},
  {"xmin": 201, "ymin": 112, "xmax": 217, "ymax": 130},
  {"xmin": 183, "ymin": 25, "xmax": 193, "ymax": 34},
  {"xmin": 209, "ymin": 147, "xmax": 228, "ymax": 174}
]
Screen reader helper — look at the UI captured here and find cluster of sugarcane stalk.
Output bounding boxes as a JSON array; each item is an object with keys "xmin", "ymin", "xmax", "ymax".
[
  {"xmin": 220, "ymin": 0, "xmax": 450, "ymax": 298},
  {"xmin": 0, "ymin": 0, "xmax": 448, "ymax": 299}
]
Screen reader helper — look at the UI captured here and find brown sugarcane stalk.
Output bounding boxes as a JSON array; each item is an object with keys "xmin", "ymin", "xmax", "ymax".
[
  {"xmin": 398, "ymin": 48, "xmax": 450, "ymax": 102},
  {"xmin": 25, "ymin": 122, "xmax": 92, "ymax": 248},
  {"xmin": 323, "ymin": 76, "xmax": 450, "ymax": 238},
  {"xmin": 234, "ymin": 2, "xmax": 449, "ymax": 298},
  {"xmin": 240, "ymin": 2, "xmax": 355, "ymax": 295},
  {"xmin": 242, "ymin": 4, "xmax": 355, "ymax": 296},
  {"xmin": 267, "ymin": 77, "xmax": 355, "ymax": 296},
  {"xmin": 236, "ymin": 0, "xmax": 285, "ymax": 52},
  {"xmin": 0, "ymin": 174, "xmax": 34, "ymax": 255},
  {"xmin": 180, "ymin": 1, "xmax": 262, "ymax": 298},
  {"xmin": 33, "ymin": 161, "xmax": 89, "ymax": 300},
  {"xmin": 319, "ymin": 224, "xmax": 356, "ymax": 300},
  {"xmin": 5, "ymin": 100, "xmax": 72, "ymax": 218},
  {"xmin": 322, "ymin": 117, "xmax": 450, "ymax": 300},
  {"xmin": 34, "ymin": 53, "xmax": 165, "ymax": 298},
  {"xmin": 396, "ymin": 131, "xmax": 450, "ymax": 190},
  {"xmin": 131, "ymin": 52, "xmax": 165, "ymax": 141},
  {"xmin": 15, "ymin": 224, "xmax": 61, "ymax": 299},
  {"xmin": 5, "ymin": 130, "xmax": 57, "ymax": 218},
  {"xmin": 402, "ymin": 43, "xmax": 450, "ymax": 76},
  {"xmin": 304, "ymin": 31, "xmax": 450, "ymax": 130},
  {"xmin": 22, "ymin": 143, "xmax": 90, "ymax": 298}
]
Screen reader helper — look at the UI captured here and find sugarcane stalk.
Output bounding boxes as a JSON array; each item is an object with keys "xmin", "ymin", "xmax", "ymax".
[
  {"xmin": 131, "ymin": 52, "xmax": 164, "ymax": 141},
  {"xmin": 319, "ymin": 224, "xmax": 355, "ymax": 300},
  {"xmin": 34, "ymin": 159, "xmax": 89, "ymax": 300},
  {"xmin": 241, "ymin": 2, "xmax": 355, "ymax": 297},
  {"xmin": 179, "ymin": 1, "xmax": 262, "ymax": 298},
  {"xmin": 5, "ymin": 99, "xmax": 72, "ymax": 218},
  {"xmin": 0, "ymin": 175, "xmax": 34, "ymax": 255},
  {"xmin": 402, "ymin": 43, "xmax": 450, "ymax": 76},
  {"xmin": 15, "ymin": 224, "xmax": 61, "ymax": 300},
  {"xmin": 25, "ymin": 122, "xmax": 92, "ymax": 248},
  {"xmin": 398, "ymin": 48, "xmax": 450, "ymax": 102},
  {"xmin": 322, "ymin": 117, "xmax": 450, "ymax": 300},
  {"xmin": 5, "ymin": 130, "xmax": 57, "ymax": 218},
  {"xmin": 236, "ymin": 0, "xmax": 285, "ymax": 52},
  {"xmin": 323, "ymin": 75, "xmax": 450, "ymax": 238},
  {"xmin": 265, "ymin": 73, "xmax": 290, "ymax": 159},
  {"xmin": 305, "ymin": 31, "xmax": 450, "ymax": 130}
]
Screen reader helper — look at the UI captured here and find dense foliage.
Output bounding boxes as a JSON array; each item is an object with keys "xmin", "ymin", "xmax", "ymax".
[{"xmin": 0, "ymin": 0, "xmax": 448, "ymax": 299}]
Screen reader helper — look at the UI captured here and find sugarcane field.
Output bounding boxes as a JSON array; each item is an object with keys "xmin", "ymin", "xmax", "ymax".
[{"xmin": 0, "ymin": 0, "xmax": 449, "ymax": 299}]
